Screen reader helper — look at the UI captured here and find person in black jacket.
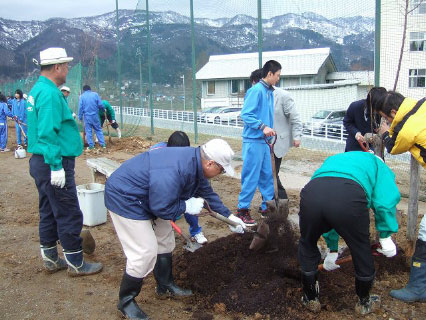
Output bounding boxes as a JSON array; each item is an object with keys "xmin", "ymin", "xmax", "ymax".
[{"xmin": 343, "ymin": 87, "xmax": 387, "ymax": 152}]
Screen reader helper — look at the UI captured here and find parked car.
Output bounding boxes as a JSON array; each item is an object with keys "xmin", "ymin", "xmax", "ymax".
[
  {"xmin": 198, "ymin": 106, "xmax": 225, "ymax": 123},
  {"xmin": 230, "ymin": 115, "xmax": 244, "ymax": 127},
  {"xmin": 303, "ymin": 110, "xmax": 346, "ymax": 136},
  {"xmin": 205, "ymin": 107, "xmax": 242, "ymax": 125},
  {"xmin": 326, "ymin": 119, "xmax": 348, "ymax": 140}
]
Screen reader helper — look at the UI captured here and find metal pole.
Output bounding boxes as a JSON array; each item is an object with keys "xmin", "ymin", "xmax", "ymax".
[
  {"xmin": 115, "ymin": 0, "xmax": 123, "ymax": 127},
  {"xmin": 257, "ymin": 0, "xmax": 263, "ymax": 69},
  {"xmin": 190, "ymin": 0, "xmax": 198, "ymax": 143},
  {"xmin": 137, "ymin": 48, "xmax": 143, "ymax": 109},
  {"xmin": 374, "ymin": 0, "xmax": 381, "ymax": 86},
  {"xmin": 95, "ymin": 56, "xmax": 99, "ymax": 92},
  {"xmin": 146, "ymin": 0, "xmax": 154, "ymax": 134}
]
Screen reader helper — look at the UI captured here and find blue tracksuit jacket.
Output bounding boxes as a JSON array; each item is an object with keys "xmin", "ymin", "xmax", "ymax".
[
  {"xmin": 238, "ymin": 80, "xmax": 275, "ymax": 210},
  {"xmin": 78, "ymin": 90, "xmax": 104, "ymax": 120},
  {"xmin": 0, "ymin": 102, "xmax": 13, "ymax": 149},
  {"xmin": 104, "ymin": 146, "xmax": 231, "ymax": 221},
  {"xmin": 11, "ymin": 98, "xmax": 27, "ymax": 122}
]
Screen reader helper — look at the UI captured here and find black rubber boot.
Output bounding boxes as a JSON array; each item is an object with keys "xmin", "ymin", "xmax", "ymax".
[
  {"xmin": 301, "ymin": 270, "xmax": 321, "ymax": 313},
  {"xmin": 355, "ymin": 278, "xmax": 381, "ymax": 315},
  {"xmin": 40, "ymin": 243, "xmax": 67, "ymax": 273},
  {"xmin": 117, "ymin": 272, "xmax": 150, "ymax": 320},
  {"xmin": 64, "ymin": 249, "xmax": 103, "ymax": 277},
  {"xmin": 390, "ymin": 239, "xmax": 426, "ymax": 302},
  {"xmin": 153, "ymin": 253, "xmax": 192, "ymax": 298}
]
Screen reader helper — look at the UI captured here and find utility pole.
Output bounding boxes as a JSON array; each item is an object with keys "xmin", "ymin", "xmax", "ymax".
[
  {"xmin": 146, "ymin": 0, "xmax": 154, "ymax": 134},
  {"xmin": 257, "ymin": 0, "xmax": 263, "ymax": 69},
  {"xmin": 190, "ymin": 0, "xmax": 198, "ymax": 143},
  {"xmin": 181, "ymin": 74, "xmax": 186, "ymax": 111},
  {"xmin": 136, "ymin": 47, "xmax": 143, "ymax": 109}
]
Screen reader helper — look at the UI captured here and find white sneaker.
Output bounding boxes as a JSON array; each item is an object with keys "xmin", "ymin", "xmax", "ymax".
[
  {"xmin": 192, "ymin": 232, "xmax": 207, "ymax": 244},
  {"xmin": 0, "ymin": 148, "xmax": 10, "ymax": 152}
]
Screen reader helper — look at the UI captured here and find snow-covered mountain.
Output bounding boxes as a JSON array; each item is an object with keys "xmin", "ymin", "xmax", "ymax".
[{"xmin": 0, "ymin": 10, "xmax": 374, "ymax": 81}]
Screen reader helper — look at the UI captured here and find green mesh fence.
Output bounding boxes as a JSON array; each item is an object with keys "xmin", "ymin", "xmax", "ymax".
[{"xmin": 1, "ymin": 0, "xmax": 424, "ymax": 199}]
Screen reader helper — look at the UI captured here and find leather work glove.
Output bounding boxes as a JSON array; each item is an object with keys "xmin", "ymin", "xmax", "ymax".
[
  {"xmin": 184, "ymin": 197, "xmax": 204, "ymax": 215},
  {"xmin": 228, "ymin": 214, "xmax": 246, "ymax": 234},
  {"xmin": 377, "ymin": 236, "xmax": 397, "ymax": 257},
  {"xmin": 323, "ymin": 251, "xmax": 340, "ymax": 271},
  {"xmin": 51, "ymin": 168, "xmax": 66, "ymax": 188}
]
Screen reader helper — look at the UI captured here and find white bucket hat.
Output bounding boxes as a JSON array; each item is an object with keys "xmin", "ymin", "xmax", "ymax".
[
  {"xmin": 202, "ymin": 139, "xmax": 235, "ymax": 176},
  {"xmin": 39, "ymin": 48, "xmax": 73, "ymax": 66},
  {"xmin": 60, "ymin": 86, "xmax": 71, "ymax": 92}
]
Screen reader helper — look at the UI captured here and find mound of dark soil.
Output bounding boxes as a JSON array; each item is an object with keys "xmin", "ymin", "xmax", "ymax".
[{"xmin": 174, "ymin": 215, "xmax": 410, "ymax": 320}]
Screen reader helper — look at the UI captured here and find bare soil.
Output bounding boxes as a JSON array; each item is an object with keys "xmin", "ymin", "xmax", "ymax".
[{"xmin": 1, "ymin": 122, "xmax": 425, "ymax": 320}]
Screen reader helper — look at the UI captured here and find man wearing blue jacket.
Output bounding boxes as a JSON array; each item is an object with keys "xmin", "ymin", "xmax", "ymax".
[
  {"xmin": 78, "ymin": 85, "xmax": 105, "ymax": 150},
  {"xmin": 11, "ymin": 89, "xmax": 27, "ymax": 147},
  {"xmin": 0, "ymin": 93, "xmax": 13, "ymax": 152},
  {"xmin": 236, "ymin": 60, "xmax": 281, "ymax": 226},
  {"xmin": 105, "ymin": 138, "xmax": 245, "ymax": 320}
]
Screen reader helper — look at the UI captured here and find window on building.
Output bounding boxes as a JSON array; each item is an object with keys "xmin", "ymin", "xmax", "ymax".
[
  {"xmin": 412, "ymin": 0, "xmax": 426, "ymax": 14},
  {"xmin": 410, "ymin": 32, "xmax": 426, "ymax": 51},
  {"xmin": 231, "ymin": 80, "xmax": 239, "ymax": 94},
  {"xmin": 244, "ymin": 79, "xmax": 251, "ymax": 92},
  {"xmin": 207, "ymin": 81, "xmax": 215, "ymax": 95},
  {"xmin": 409, "ymin": 69, "xmax": 426, "ymax": 88}
]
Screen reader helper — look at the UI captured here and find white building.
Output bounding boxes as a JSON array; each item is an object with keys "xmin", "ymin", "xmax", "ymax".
[
  {"xmin": 196, "ymin": 48, "xmax": 337, "ymax": 109},
  {"xmin": 380, "ymin": 0, "xmax": 426, "ymax": 99},
  {"xmin": 196, "ymin": 48, "xmax": 374, "ymax": 121}
]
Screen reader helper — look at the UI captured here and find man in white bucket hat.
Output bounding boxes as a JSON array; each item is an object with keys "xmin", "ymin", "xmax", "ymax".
[{"xmin": 27, "ymin": 47, "xmax": 102, "ymax": 277}]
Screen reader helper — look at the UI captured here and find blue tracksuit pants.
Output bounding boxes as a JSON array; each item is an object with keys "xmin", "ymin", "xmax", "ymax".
[
  {"xmin": 0, "ymin": 120, "xmax": 8, "ymax": 149},
  {"xmin": 15, "ymin": 122, "xmax": 27, "ymax": 145},
  {"xmin": 184, "ymin": 213, "xmax": 202, "ymax": 237},
  {"xmin": 29, "ymin": 155, "xmax": 83, "ymax": 250},
  {"xmin": 238, "ymin": 141, "xmax": 274, "ymax": 210},
  {"xmin": 84, "ymin": 115, "xmax": 105, "ymax": 147}
]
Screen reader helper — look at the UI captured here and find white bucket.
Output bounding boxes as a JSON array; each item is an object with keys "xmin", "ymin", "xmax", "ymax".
[
  {"xmin": 14, "ymin": 146, "xmax": 26, "ymax": 159},
  {"xmin": 77, "ymin": 183, "xmax": 107, "ymax": 227}
]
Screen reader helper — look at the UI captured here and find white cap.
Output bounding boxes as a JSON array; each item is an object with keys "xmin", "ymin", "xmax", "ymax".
[
  {"xmin": 23, "ymin": 93, "xmax": 27, "ymax": 99},
  {"xmin": 60, "ymin": 86, "xmax": 71, "ymax": 92},
  {"xmin": 39, "ymin": 48, "xmax": 73, "ymax": 66},
  {"xmin": 202, "ymin": 139, "xmax": 235, "ymax": 176}
]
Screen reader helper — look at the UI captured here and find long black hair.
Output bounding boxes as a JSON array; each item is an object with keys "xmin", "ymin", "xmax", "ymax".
[{"xmin": 15, "ymin": 89, "xmax": 23, "ymax": 99}]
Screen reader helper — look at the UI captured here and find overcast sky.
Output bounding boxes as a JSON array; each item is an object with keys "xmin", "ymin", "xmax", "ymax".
[{"xmin": 2, "ymin": 0, "xmax": 374, "ymax": 21}]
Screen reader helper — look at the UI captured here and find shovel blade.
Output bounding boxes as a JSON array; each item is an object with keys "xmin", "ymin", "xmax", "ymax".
[
  {"xmin": 183, "ymin": 241, "xmax": 203, "ymax": 253},
  {"xmin": 249, "ymin": 221, "xmax": 270, "ymax": 251}
]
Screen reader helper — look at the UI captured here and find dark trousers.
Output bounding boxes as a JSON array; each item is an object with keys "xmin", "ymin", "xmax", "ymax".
[
  {"xmin": 274, "ymin": 155, "xmax": 288, "ymax": 199},
  {"xmin": 100, "ymin": 114, "xmax": 119, "ymax": 129},
  {"xmin": 29, "ymin": 155, "xmax": 83, "ymax": 251},
  {"xmin": 298, "ymin": 177, "xmax": 375, "ymax": 280}
]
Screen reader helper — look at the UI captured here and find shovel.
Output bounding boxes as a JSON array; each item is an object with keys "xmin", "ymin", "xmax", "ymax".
[
  {"xmin": 170, "ymin": 221, "xmax": 202, "ymax": 253},
  {"xmin": 203, "ymin": 201, "xmax": 268, "ymax": 239}
]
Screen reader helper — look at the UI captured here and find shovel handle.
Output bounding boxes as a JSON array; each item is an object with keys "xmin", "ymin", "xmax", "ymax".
[
  {"xmin": 318, "ymin": 256, "xmax": 352, "ymax": 271},
  {"xmin": 170, "ymin": 221, "xmax": 192, "ymax": 242},
  {"xmin": 358, "ymin": 139, "xmax": 370, "ymax": 152},
  {"xmin": 203, "ymin": 201, "xmax": 255, "ymax": 233}
]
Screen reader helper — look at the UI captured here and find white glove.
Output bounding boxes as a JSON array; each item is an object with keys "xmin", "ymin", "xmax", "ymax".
[
  {"xmin": 72, "ymin": 112, "xmax": 77, "ymax": 119},
  {"xmin": 184, "ymin": 197, "xmax": 204, "ymax": 215},
  {"xmin": 228, "ymin": 214, "xmax": 246, "ymax": 234},
  {"xmin": 377, "ymin": 236, "xmax": 397, "ymax": 257},
  {"xmin": 51, "ymin": 168, "xmax": 66, "ymax": 188},
  {"xmin": 323, "ymin": 251, "xmax": 340, "ymax": 271}
]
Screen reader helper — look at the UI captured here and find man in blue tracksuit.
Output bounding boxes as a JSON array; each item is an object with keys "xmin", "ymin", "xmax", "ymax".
[
  {"xmin": 11, "ymin": 89, "xmax": 27, "ymax": 146},
  {"xmin": 0, "ymin": 93, "xmax": 13, "ymax": 152},
  {"xmin": 78, "ymin": 85, "xmax": 105, "ymax": 149},
  {"xmin": 236, "ymin": 60, "xmax": 282, "ymax": 226},
  {"xmin": 104, "ymin": 139, "xmax": 245, "ymax": 320}
]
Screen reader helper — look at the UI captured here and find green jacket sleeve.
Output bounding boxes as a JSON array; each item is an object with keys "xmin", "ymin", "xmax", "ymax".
[
  {"xmin": 37, "ymin": 92, "xmax": 63, "ymax": 170},
  {"xmin": 371, "ymin": 159, "xmax": 400, "ymax": 238},
  {"xmin": 106, "ymin": 103, "xmax": 115, "ymax": 120},
  {"xmin": 323, "ymin": 229, "xmax": 339, "ymax": 251}
]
